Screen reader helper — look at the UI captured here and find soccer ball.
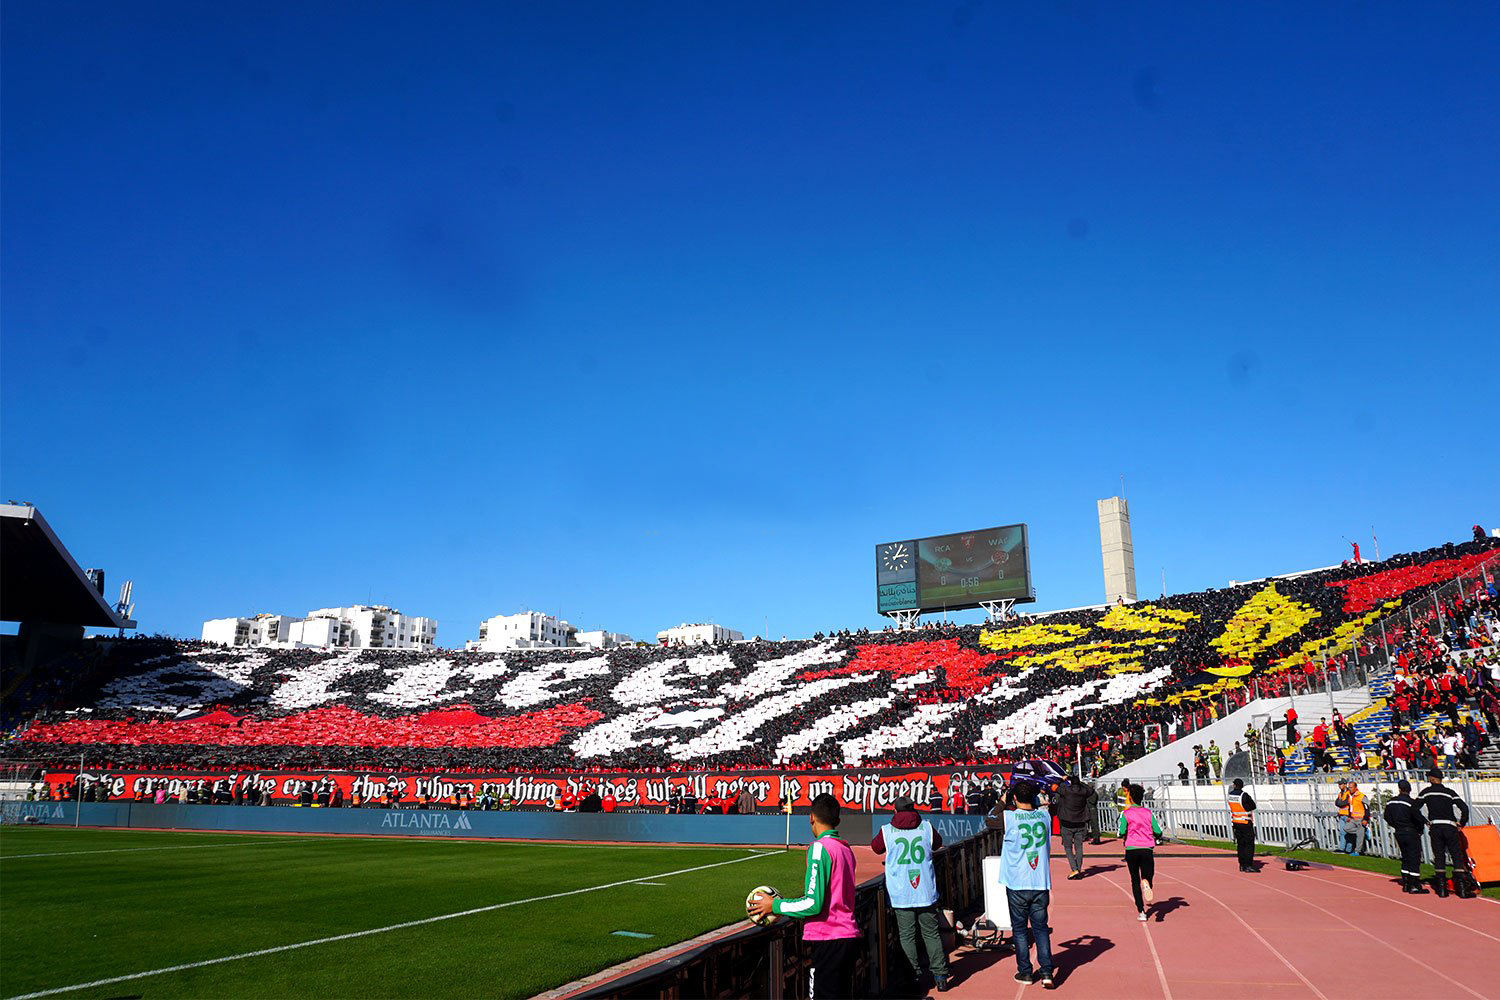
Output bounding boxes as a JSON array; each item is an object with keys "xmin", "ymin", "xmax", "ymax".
[{"xmin": 745, "ymin": 884, "xmax": 780, "ymax": 926}]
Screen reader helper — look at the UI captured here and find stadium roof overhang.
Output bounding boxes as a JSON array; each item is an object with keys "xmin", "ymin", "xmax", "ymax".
[{"xmin": 0, "ymin": 504, "xmax": 136, "ymax": 628}]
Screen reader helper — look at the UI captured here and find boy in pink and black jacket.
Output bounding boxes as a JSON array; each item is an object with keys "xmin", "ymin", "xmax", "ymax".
[{"xmin": 749, "ymin": 793, "xmax": 860, "ymax": 999}]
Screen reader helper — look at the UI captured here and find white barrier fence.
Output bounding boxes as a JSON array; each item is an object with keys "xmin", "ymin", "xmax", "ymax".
[{"xmin": 1095, "ymin": 769, "xmax": 1500, "ymax": 867}]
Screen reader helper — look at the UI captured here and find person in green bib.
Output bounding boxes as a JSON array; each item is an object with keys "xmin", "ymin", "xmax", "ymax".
[{"xmin": 872, "ymin": 795, "xmax": 950, "ymax": 992}]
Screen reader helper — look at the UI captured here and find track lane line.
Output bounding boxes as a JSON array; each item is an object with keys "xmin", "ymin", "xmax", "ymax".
[
  {"xmin": 1153, "ymin": 868, "xmax": 1328, "ymax": 1000},
  {"xmin": 1210, "ymin": 862, "xmax": 1490, "ymax": 1000},
  {"xmin": 1290, "ymin": 869, "xmax": 1500, "ymax": 944},
  {"xmin": 2, "ymin": 850, "xmax": 776, "ymax": 1000},
  {"xmin": 1098, "ymin": 874, "xmax": 1173, "ymax": 1000}
]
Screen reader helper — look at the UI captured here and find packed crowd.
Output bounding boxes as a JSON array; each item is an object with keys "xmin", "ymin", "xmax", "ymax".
[{"xmin": 5, "ymin": 536, "xmax": 1497, "ymax": 779}]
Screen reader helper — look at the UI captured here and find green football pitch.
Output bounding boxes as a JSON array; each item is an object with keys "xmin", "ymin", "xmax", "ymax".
[{"xmin": 0, "ymin": 826, "xmax": 803, "ymax": 1000}]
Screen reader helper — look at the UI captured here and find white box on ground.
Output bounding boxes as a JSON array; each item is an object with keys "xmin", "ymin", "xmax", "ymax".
[{"xmin": 982, "ymin": 855, "xmax": 1006, "ymax": 925}]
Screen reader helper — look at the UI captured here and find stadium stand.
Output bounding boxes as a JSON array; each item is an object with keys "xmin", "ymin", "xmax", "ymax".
[
  {"xmin": 5, "ymin": 537, "xmax": 1497, "ymax": 778},
  {"xmin": 1275, "ymin": 567, "xmax": 1500, "ymax": 775}
]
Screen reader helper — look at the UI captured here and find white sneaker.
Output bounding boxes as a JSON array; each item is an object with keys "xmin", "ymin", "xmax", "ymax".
[
  {"xmin": 1143, "ymin": 883, "xmax": 1155, "ymax": 904},
  {"xmin": 1138, "ymin": 911, "xmax": 1147, "ymax": 921}
]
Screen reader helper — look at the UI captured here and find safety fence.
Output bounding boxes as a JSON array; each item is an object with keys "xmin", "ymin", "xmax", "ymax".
[
  {"xmin": 1095, "ymin": 769, "xmax": 1500, "ymax": 867},
  {"xmin": 576, "ymin": 825, "xmax": 1001, "ymax": 1000},
  {"xmin": 1114, "ymin": 549, "xmax": 1498, "ymax": 776}
]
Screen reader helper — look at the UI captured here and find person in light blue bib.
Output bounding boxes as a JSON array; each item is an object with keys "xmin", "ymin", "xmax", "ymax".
[
  {"xmin": 873, "ymin": 796, "xmax": 950, "ymax": 991},
  {"xmin": 988, "ymin": 782, "xmax": 1055, "ymax": 988}
]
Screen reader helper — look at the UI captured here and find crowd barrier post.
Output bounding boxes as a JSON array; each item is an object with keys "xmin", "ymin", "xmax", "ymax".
[
  {"xmin": 1279, "ymin": 778, "xmax": 1292, "ymax": 848},
  {"xmin": 74, "ymin": 753, "xmax": 83, "ymax": 829},
  {"xmin": 1322, "ymin": 654, "xmax": 1335, "ymax": 716}
]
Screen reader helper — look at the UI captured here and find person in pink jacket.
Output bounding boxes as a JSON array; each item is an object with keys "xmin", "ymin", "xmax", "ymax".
[
  {"xmin": 1117, "ymin": 783, "xmax": 1161, "ymax": 920},
  {"xmin": 748, "ymin": 793, "xmax": 860, "ymax": 998}
]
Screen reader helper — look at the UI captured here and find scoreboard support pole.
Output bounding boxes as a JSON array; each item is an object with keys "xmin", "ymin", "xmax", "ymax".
[
  {"xmin": 887, "ymin": 609, "xmax": 920, "ymax": 630},
  {"xmin": 979, "ymin": 599, "xmax": 1015, "ymax": 623}
]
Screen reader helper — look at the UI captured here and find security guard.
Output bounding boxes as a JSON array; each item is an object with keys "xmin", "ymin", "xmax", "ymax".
[
  {"xmin": 1336, "ymin": 782, "xmax": 1369, "ymax": 856},
  {"xmin": 1226, "ymin": 778, "xmax": 1257, "ymax": 871},
  {"xmin": 1416, "ymin": 768, "xmax": 1474, "ymax": 898},
  {"xmin": 1382, "ymin": 779, "xmax": 1428, "ymax": 894}
]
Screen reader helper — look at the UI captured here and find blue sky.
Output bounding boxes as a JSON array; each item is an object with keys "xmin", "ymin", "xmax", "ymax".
[{"xmin": 3, "ymin": 2, "xmax": 1496, "ymax": 644}]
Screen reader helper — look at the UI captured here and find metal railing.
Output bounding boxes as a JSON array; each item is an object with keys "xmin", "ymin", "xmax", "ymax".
[
  {"xmin": 576, "ymin": 826, "xmax": 1001, "ymax": 999},
  {"xmin": 1096, "ymin": 769, "xmax": 1499, "ymax": 869}
]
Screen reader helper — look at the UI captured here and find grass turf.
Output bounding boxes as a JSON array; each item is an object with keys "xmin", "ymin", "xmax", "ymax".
[
  {"xmin": 0, "ymin": 827, "xmax": 805, "ymax": 999},
  {"xmin": 1178, "ymin": 836, "xmax": 1500, "ymax": 900}
]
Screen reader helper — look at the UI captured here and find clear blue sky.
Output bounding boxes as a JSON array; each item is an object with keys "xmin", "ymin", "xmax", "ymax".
[{"xmin": 3, "ymin": 2, "xmax": 1496, "ymax": 643}]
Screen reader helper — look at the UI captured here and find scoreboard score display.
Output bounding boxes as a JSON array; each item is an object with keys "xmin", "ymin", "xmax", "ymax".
[{"xmin": 876, "ymin": 524, "xmax": 1033, "ymax": 614}]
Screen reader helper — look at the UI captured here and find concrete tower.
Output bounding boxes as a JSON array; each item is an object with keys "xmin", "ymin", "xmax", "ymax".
[{"xmin": 1097, "ymin": 496, "xmax": 1138, "ymax": 604}]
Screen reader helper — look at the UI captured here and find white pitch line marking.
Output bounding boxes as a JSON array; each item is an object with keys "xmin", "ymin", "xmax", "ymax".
[
  {"xmin": 1, "ymin": 839, "xmax": 318, "ymax": 861},
  {"xmin": 2, "ymin": 851, "xmax": 775, "ymax": 1000}
]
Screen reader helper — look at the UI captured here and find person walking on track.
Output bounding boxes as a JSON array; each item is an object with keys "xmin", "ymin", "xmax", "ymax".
[
  {"xmin": 1227, "ymin": 778, "xmax": 1257, "ymax": 872},
  {"xmin": 1416, "ymin": 769, "xmax": 1475, "ymax": 898},
  {"xmin": 1118, "ymin": 783, "xmax": 1160, "ymax": 920},
  {"xmin": 873, "ymin": 795, "xmax": 950, "ymax": 992},
  {"xmin": 1383, "ymin": 779, "xmax": 1428, "ymax": 894},
  {"xmin": 1055, "ymin": 776, "xmax": 1095, "ymax": 880}
]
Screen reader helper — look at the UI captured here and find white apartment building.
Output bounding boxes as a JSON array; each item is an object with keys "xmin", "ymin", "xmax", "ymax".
[
  {"xmin": 201, "ymin": 605, "xmax": 436, "ymax": 649},
  {"xmin": 656, "ymin": 623, "xmax": 744, "ymax": 646},
  {"xmin": 573, "ymin": 629, "xmax": 636, "ymax": 650},
  {"xmin": 470, "ymin": 611, "xmax": 578, "ymax": 651},
  {"xmin": 305, "ymin": 605, "xmax": 437, "ymax": 650},
  {"xmin": 201, "ymin": 613, "xmax": 305, "ymax": 647}
]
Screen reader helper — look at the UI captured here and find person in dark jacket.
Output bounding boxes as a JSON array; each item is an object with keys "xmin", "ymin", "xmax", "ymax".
[
  {"xmin": 1382, "ymin": 779, "xmax": 1428, "ymax": 894},
  {"xmin": 872, "ymin": 796, "xmax": 949, "ymax": 992},
  {"xmin": 1417, "ymin": 769, "xmax": 1474, "ymax": 897},
  {"xmin": 1054, "ymin": 776, "xmax": 1096, "ymax": 879}
]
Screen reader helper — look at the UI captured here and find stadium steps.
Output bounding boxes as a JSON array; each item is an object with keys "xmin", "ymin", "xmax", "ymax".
[
  {"xmin": 1102, "ymin": 683, "xmax": 1370, "ymax": 784},
  {"xmin": 1279, "ymin": 662, "xmax": 1499, "ymax": 775}
]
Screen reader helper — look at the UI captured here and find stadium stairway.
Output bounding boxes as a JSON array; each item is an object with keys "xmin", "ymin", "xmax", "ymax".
[
  {"xmin": 1279, "ymin": 658, "xmax": 1500, "ymax": 774},
  {"xmin": 1100, "ymin": 683, "xmax": 1371, "ymax": 784}
]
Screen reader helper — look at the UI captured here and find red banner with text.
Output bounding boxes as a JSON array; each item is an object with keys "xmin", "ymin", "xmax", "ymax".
[{"xmin": 45, "ymin": 767, "xmax": 1007, "ymax": 812}]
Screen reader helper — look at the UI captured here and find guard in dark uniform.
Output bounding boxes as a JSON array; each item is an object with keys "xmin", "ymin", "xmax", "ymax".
[
  {"xmin": 1382, "ymin": 779, "xmax": 1428, "ymax": 894},
  {"xmin": 1416, "ymin": 768, "xmax": 1474, "ymax": 898}
]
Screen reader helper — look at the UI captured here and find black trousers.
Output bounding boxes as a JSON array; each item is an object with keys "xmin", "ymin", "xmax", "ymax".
[
  {"xmin": 1125, "ymin": 849, "xmax": 1155, "ymax": 912},
  {"xmin": 1430, "ymin": 825, "xmax": 1470, "ymax": 876},
  {"xmin": 1395, "ymin": 830, "xmax": 1424, "ymax": 877},
  {"xmin": 1233, "ymin": 823, "xmax": 1255, "ymax": 866},
  {"xmin": 807, "ymin": 938, "xmax": 860, "ymax": 1000}
]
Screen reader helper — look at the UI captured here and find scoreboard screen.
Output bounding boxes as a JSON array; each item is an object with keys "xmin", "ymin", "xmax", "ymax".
[{"xmin": 875, "ymin": 524, "xmax": 1033, "ymax": 614}]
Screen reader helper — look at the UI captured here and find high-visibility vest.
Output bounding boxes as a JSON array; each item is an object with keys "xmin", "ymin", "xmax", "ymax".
[
  {"xmin": 1228, "ymin": 793, "xmax": 1252, "ymax": 825},
  {"xmin": 1348, "ymin": 791, "xmax": 1366, "ymax": 819}
]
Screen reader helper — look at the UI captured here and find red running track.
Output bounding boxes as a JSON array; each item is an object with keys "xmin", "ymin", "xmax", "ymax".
[{"xmin": 938, "ymin": 842, "xmax": 1500, "ymax": 1000}]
